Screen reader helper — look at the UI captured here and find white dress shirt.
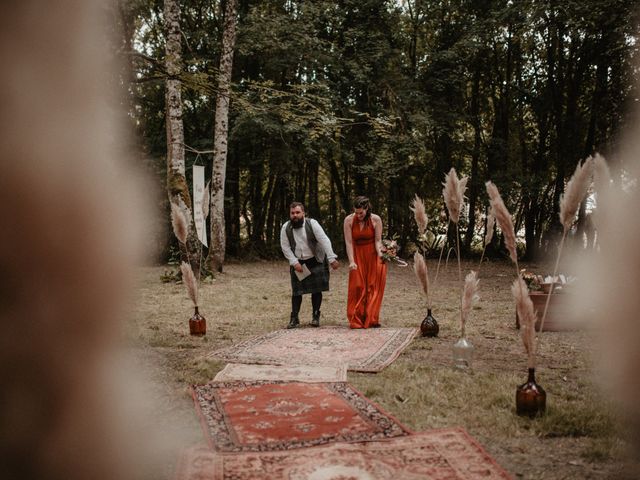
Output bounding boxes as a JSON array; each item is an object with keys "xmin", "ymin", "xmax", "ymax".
[{"xmin": 280, "ymin": 218, "xmax": 338, "ymax": 266}]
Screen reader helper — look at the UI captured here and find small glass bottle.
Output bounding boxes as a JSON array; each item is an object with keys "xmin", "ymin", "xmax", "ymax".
[
  {"xmin": 452, "ymin": 337, "xmax": 474, "ymax": 369},
  {"xmin": 420, "ymin": 308, "xmax": 439, "ymax": 337},
  {"xmin": 189, "ymin": 306, "xmax": 206, "ymax": 336},
  {"xmin": 516, "ymin": 368, "xmax": 546, "ymax": 417}
]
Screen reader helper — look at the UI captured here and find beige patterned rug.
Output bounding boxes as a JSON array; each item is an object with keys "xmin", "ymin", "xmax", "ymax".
[
  {"xmin": 208, "ymin": 326, "xmax": 418, "ymax": 373},
  {"xmin": 176, "ymin": 428, "xmax": 512, "ymax": 479},
  {"xmin": 213, "ymin": 363, "xmax": 348, "ymax": 383}
]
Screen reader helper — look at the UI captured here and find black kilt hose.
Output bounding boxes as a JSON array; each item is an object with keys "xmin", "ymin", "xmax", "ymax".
[{"xmin": 290, "ymin": 257, "xmax": 330, "ymax": 296}]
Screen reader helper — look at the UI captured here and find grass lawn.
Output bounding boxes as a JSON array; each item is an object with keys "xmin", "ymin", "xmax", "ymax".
[{"xmin": 128, "ymin": 258, "xmax": 638, "ymax": 479}]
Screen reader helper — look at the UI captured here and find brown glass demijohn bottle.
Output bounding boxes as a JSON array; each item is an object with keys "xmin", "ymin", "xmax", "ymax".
[
  {"xmin": 420, "ymin": 308, "xmax": 439, "ymax": 337},
  {"xmin": 516, "ymin": 368, "xmax": 546, "ymax": 417},
  {"xmin": 189, "ymin": 306, "xmax": 206, "ymax": 336}
]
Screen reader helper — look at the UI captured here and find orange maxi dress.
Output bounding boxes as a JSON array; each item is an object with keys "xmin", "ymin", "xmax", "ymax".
[{"xmin": 347, "ymin": 218, "xmax": 387, "ymax": 328}]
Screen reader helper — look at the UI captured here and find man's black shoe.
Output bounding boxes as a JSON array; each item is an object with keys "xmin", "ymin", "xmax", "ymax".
[
  {"xmin": 311, "ymin": 310, "xmax": 320, "ymax": 327},
  {"xmin": 287, "ymin": 313, "xmax": 300, "ymax": 329}
]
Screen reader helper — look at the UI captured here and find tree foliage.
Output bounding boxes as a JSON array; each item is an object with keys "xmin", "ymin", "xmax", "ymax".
[{"xmin": 115, "ymin": 0, "xmax": 640, "ymax": 261}]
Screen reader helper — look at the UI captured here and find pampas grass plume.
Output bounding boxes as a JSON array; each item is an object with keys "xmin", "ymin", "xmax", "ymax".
[
  {"xmin": 180, "ymin": 261, "xmax": 198, "ymax": 306},
  {"xmin": 411, "ymin": 195, "xmax": 428, "ymax": 235},
  {"xmin": 413, "ymin": 251, "xmax": 430, "ymax": 303},
  {"xmin": 512, "ymin": 277, "xmax": 537, "ymax": 368},
  {"xmin": 484, "ymin": 207, "xmax": 495, "ymax": 246},
  {"xmin": 461, "ymin": 270, "xmax": 479, "ymax": 331},
  {"xmin": 485, "ymin": 181, "xmax": 517, "ymax": 264},
  {"xmin": 592, "ymin": 153, "xmax": 611, "ymax": 233},
  {"xmin": 442, "ymin": 168, "xmax": 468, "ymax": 224},
  {"xmin": 593, "ymin": 154, "xmax": 610, "ymax": 210},
  {"xmin": 560, "ymin": 157, "xmax": 594, "ymax": 232},
  {"xmin": 171, "ymin": 201, "xmax": 189, "ymax": 244},
  {"xmin": 593, "ymin": 153, "xmax": 610, "ymax": 193},
  {"xmin": 177, "ymin": 196, "xmax": 192, "ymax": 223}
]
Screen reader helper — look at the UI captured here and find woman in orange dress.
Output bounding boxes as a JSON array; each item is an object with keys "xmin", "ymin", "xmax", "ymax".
[{"xmin": 344, "ymin": 196, "xmax": 388, "ymax": 328}]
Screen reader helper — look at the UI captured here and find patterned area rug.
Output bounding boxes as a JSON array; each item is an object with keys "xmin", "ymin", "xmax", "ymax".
[
  {"xmin": 209, "ymin": 327, "xmax": 418, "ymax": 372},
  {"xmin": 176, "ymin": 428, "xmax": 512, "ymax": 479},
  {"xmin": 213, "ymin": 363, "xmax": 348, "ymax": 383},
  {"xmin": 192, "ymin": 380, "xmax": 410, "ymax": 452}
]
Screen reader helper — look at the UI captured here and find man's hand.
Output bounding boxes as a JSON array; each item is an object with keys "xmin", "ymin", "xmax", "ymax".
[
  {"xmin": 330, "ymin": 260, "xmax": 339, "ymax": 270},
  {"xmin": 294, "ymin": 263, "xmax": 303, "ymax": 273}
]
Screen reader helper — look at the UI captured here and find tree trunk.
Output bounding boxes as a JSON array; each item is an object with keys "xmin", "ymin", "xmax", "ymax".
[
  {"xmin": 329, "ymin": 168, "xmax": 338, "ymax": 242},
  {"xmin": 226, "ymin": 143, "xmax": 240, "ymax": 256},
  {"xmin": 294, "ymin": 157, "xmax": 307, "ymax": 203},
  {"xmin": 464, "ymin": 62, "xmax": 482, "ymax": 253},
  {"xmin": 307, "ymin": 157, "xmax": 320, "ymax": 219},
  {"xmin": 584, "ymin": 34, "xmax": 608, "ymax": 157},
  {"xmin": 208, "ymin": 0, "xmax": 238, "ymax": 273},
  {"xmin": 248, "ymin": 155, "xmax": 264, "ymax": 247},
  {"xmin": 328, "ymin": 152, "xmax": 349, "ymax": 215},
  {"xmin": 252, "ymin": 169, "xmax": 276, "ymax": 250},
  {"xmin": 164, "ymin": 0, "xmax": 199, "ymax": 273},
  {"xmin": 265, "ymin": 175, "xmax": 283, "ymax": 246}
]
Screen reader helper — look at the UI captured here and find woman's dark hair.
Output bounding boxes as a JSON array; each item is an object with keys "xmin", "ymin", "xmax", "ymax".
[{"xmin": 353, "ymin": 196, "xmax": 371, "ymax": 221}]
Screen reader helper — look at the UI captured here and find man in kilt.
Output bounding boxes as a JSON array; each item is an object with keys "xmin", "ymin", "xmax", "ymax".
[{"xmin": 280, "ymin": 202, "xmax": 340, "ymax": 328}]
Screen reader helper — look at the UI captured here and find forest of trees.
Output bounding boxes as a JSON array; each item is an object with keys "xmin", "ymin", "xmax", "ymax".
[{"xmin": 111, "ymin": 0, "xmax": 639, "ymax": 265}]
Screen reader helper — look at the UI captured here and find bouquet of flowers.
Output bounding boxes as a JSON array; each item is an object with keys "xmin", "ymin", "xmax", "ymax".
[
  {"xmin": 520, "ymin": 269, "xmax": 542, "ymax": 292},
  {"xmin": 381, "ymin": 239, "xmax": 408, "ymax": 267}
]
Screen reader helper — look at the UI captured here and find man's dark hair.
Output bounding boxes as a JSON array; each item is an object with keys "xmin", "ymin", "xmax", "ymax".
[{"xmin": 289, "ymin": 201, "xmax": 305, "ymax": 211}]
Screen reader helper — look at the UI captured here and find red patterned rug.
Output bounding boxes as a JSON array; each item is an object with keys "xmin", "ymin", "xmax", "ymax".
[
  {"xmin": 176, "ymin": 428, "xmax": 512, "ymax": 479},
  {"xmin": 208, "ymin": 327, "xmax": 417, "ymax": 372},
  {"xmin": 191, "ymin": 380, "xmax": 410, "ymax": 452}
]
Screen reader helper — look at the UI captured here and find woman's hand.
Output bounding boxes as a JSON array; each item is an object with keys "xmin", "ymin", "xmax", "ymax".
[{"xmin": 349, "ymin": 262, "xmax": 358, "ymax": 270}]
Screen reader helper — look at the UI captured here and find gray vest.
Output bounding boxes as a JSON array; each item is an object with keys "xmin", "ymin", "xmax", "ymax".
[{"xmin": 285, "ymin": 219, "xmax": 326, "ymax": 261}]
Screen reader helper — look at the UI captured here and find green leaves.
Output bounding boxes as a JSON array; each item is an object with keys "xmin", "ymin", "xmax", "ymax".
[{"xmin": 119, "ymin": 0, "xmax": 637, "ymax": 259}]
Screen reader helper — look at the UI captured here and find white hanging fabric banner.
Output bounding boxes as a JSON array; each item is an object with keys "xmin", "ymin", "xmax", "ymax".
[{"xmin": 193, "ymin": 165, "xmax": 208, "ymax": 247}]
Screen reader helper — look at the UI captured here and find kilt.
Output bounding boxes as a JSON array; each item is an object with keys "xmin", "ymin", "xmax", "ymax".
[{"xmin": 290, "ymin": 257, "xmax": 330, "ymax": 296}]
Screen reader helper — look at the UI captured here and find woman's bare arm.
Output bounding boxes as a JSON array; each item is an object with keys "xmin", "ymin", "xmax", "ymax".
[
  {"xmin": 373, "ymin": 214, "xmax": 384, "ymax": 257},
  {"xmin": 343, "ymin": 214, "xmax": 357, "ymax": 269}
]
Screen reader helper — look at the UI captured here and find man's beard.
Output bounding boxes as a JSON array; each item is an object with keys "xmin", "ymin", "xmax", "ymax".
[{"xmin": 291, "ymin": 218, "xmax": 304, "ymax": 228}]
